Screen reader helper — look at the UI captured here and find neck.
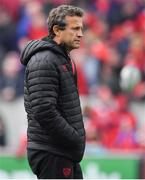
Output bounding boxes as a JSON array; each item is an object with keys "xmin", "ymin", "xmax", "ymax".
[
  {"xmin": 53, "ymin": 36, "xmax": 61, "ymax": 45},
  {"xmin": 53, "ymin": 37, "xmax": 71, "ymax": 53}
]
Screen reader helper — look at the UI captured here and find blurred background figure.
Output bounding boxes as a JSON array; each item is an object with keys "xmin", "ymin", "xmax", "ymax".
[
  {"xmin": 15, "ymin": 129, "xmax": 27, "ymax": 158},
  {"xmin": 0, "ymin": 52, "xmax": 24, "ymax": 101},
  {"xmin": 0, "ymin": 114, "xmax": 6, "ymax": 147}
]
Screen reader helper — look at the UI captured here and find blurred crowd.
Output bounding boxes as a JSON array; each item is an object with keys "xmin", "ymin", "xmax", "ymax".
[{"xmin": 0, "ymin": 0, "xmax": 145, "ymax": 153}]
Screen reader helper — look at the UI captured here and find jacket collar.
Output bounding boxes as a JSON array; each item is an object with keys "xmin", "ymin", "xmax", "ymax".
[{"xmin": 41, "ymin": 36, "xmax": 70, "ymax": 61}]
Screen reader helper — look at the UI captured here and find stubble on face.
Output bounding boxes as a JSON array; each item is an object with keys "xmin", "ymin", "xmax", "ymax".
[{"xmin": 60, "ymin": 16, "xmax": 84, "ymax": 52}]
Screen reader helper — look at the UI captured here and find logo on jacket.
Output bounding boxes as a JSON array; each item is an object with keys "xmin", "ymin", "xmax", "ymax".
[
  {"xmin": 63, "ymin": 168, "xmax": 72, "ymax": 177},
  {"xmin": 62, "ymin": 64, "xmax": 68, "ymax": 72}
]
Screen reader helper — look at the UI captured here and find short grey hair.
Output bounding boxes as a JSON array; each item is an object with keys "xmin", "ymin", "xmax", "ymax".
[{"xmin": 47, "ymin": 5, "xmax": 84, "ymax": 38}]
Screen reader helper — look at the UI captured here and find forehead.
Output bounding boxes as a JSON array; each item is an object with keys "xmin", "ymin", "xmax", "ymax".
[{"xmin": 65, "ymin": 16, "xmax": 83, "ymax": 27}]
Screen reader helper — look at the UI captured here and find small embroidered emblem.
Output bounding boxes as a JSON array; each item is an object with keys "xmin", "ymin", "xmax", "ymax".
[
  {"xmin": 63, "ymin": 168, "xmax": 71, "ymax": 177},
  {"xmin": 62, "ymin": 64, "xmax": 68, "ymax": 72}
]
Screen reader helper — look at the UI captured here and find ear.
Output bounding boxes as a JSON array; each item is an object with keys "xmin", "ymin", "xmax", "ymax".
[{"xmin": 53, "ymin": 25, "xmax": 61, "ymax": 37}]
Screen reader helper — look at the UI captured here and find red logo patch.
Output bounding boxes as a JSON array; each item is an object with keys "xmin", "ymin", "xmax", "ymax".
[
  {"xmin": 62, "ymin": 64, "xmax": 68, "ymax": 72},
  {"xmin": 63, "ymin": 168, "xmax": 71, "ymax": 177}
]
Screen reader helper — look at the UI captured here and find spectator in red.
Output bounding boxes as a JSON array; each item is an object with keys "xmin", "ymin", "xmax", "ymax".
[
  {"xmin": 111, "ymin": 95, "xmax": 140, "ymax": 150},
  {"xmin": 16, "ymin": 131, "xmax": 27, "ymax": 158}
]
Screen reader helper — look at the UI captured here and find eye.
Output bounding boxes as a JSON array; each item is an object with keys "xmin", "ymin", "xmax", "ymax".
[
  {"xmin": 72, "ymin": 27, "xmax": 83, "ymax": 32},
  {"xmin": 72, "ymin": 27, "xmax": 79, "ymax": 31}
]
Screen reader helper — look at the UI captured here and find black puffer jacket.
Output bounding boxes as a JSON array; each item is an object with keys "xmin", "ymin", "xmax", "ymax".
[{"xmin": 20, "ymin": 37, "xmax": 86, "ymax": 162}]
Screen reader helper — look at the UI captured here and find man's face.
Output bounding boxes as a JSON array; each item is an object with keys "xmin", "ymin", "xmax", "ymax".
[{"xmin": 59, "ymin": 16, "xmax": 83, "ymax": 51}]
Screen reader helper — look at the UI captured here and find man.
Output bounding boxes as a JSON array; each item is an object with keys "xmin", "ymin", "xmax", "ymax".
[{"xmin": 20, "ymin": 5, "xmax": 86, "ymax": 179}]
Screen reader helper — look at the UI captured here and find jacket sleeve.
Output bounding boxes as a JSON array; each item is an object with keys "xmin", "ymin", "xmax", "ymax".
[{"xmin": 27, "ymin": 52, "xmax": 81, "ymax": 148}]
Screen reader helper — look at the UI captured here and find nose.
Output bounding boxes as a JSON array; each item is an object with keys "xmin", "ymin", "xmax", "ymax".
[{"xmin": 77, "ymin": 29, "xmax": 83, "ymax": 37}]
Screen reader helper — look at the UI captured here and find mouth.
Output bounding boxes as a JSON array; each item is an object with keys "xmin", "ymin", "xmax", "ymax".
[{"xmin": 74, "ymin": 40, "xmax": 80, "ymax": 43}]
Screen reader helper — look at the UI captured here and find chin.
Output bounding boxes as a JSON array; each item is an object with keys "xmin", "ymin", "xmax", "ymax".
[
  {"xmin": 74, "ymin": 45, "xmax": 80, "ymax": 49},
  {"xmin": 69, "ymin": 45, "xmax": 80, "ymax": 51}
]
